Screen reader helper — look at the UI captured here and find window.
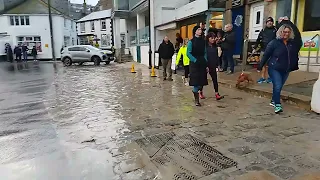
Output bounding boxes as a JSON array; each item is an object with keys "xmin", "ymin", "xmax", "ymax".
[
  {"xmin": 68, "ymin": 47, "xmax": 80, "ymax": 51},
  {"xmin": 72, "ymin": 38, "xmax": 75, "ymax": 45},
  {"xmin": 9, "ymin": 16, "xmax": 30, "ymax": 26},
  {"xmin": 80, "ymin": 22, "xmax": 85, "ymax": 32},
  {"xmin": 256, "ymin": 11, "xmax": 261, "ymax": 24},
  {"xmin": 91, "ymin": 21, "xmax": 95, "ymax": 31},
  {"xmin": 17, "ymin": 36, "xmax": 42, "ymax": 53},
  {"xmin": 303, "ymin": 0, "xmax": 320, "ymax": 31},
  {"xmin": 101, "ymin": 19, "xmax": 106, "ymax": 30},
  {"xmin": 9, "ymin": 16, "xmax": 14, "ymax": 25},
  {"xmin": 79, "ymin": 47, "xmax": 87, "ymax": 51},
  {"xmin": 101, "ymin": 34, "xmax": 111, "ymax": 47}
]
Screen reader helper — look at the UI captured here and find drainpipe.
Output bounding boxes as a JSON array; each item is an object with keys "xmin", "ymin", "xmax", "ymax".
[{"xmin": 148, "ymin": 0, "xmax": 152, "ymax": 69}]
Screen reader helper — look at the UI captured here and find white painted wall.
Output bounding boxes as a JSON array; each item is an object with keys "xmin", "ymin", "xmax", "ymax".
[
  {"xmin": 129, "ymin": 46, "xmax": 137, "ymax": 61},
  {"xmin": 140, "ymin": 45, "xmax": 149, "ymax": 66},
  {"xmin": 0, "ymin": 14, "xmax": 77, "ymax": 59},
  {"xmin": 77, "ymin": 18, "xmax": 112, "ymax": 48}
]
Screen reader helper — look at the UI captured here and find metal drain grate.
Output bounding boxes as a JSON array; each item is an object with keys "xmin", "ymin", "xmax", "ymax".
[{"xmin": 135, "ymin": 133, "xmax": 237, "ymax": 179}]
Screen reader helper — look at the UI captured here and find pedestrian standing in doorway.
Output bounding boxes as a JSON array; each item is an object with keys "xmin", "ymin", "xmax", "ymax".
[
  {"xmin": 31, "ymin": 46, "xmax": 37, "ymax": 61},
  {"xmin": 205, "ymin": 32, "xmax": 223, "ymax": 100},
  {"xmin": 21, "ymin": 43, "xmax": 29, "ymax": 62},
  {"xmin": 187, "ymin": 26, "xmax": 208, "ymax": 106},
  {"xmin": 158, "ymin": 36, "xmax": 175, "ymax": 81},
  {"xmin": 176, "ymin": 38, "xmax": 190, "ymax": 86},
  {"xmin": 255, "ymin": 17, "xmax": 277, "ymax": 84},
  {"xmin": 14, "ymin": 45, "xmax": 22, "ymax": 62},
  {"xmin": 221, "ymin": 24, "xmax": 236, "ymax": 74},
  {"xmin": 258, "ymin": 24, "xmax": 299, "ymax": 114}
]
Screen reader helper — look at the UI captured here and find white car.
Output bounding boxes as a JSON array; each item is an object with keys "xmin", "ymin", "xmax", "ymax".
[{"xmin": 61, "ymin": 45, "xmax": 112, "ymax": 66}]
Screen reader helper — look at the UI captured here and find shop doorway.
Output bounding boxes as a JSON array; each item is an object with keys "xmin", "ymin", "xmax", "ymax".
[{"xmin": 249, "ymin": 2, "xmax": 264, "ymax": 40}]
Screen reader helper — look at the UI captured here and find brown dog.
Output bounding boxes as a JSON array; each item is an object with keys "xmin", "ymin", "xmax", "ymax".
[{"xmin": 236, "ymin": 72, "xmax": 254, "ymax": 88}]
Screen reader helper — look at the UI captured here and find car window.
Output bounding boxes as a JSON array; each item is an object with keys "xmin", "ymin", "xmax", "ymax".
[
  {"xmin": 79, "ymin": 47, "xmax": 87, "ymax": 51},
  {"xmin": 68, "ymin": 47, "xmax": 80, "ymax": 51}
]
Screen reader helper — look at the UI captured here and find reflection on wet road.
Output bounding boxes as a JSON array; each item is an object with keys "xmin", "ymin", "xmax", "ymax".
[{"xmin": 1, "ymin": 62, "xmax": 320, "ymax": 180}]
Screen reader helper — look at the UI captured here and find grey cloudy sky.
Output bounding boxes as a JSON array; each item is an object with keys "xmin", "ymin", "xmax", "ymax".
[{"xmin": 70, "ymin": 0, "xmax": 99, "ymax": 5}]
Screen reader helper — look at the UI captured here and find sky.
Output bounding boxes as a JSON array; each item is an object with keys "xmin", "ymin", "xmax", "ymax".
[{"xmin": 70, "ymin": 0, "xmax": 99, "ymax": 5}]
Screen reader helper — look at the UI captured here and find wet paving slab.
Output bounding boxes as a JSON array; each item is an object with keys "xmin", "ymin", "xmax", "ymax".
[{"xmin": 0, "ymin": 62, "xmax": 320, "ymax": 179}]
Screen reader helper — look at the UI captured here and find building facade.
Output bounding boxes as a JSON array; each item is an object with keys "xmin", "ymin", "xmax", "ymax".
[{"xmin": 0, "ymin": 0, "xmax": 77, "ymax": 59}]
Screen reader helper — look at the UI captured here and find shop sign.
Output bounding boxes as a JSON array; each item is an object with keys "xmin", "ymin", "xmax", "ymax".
[
  {"xmin": 232, "ymin": 0, "xmax": 242, "ymax": 7},
  {"xmin": 176, "ymin": 0, "xmax": 208, "ymax": 20},
  {"xmin": 301, "ymin": 37, "xmax": 319, "ymax": 51}
]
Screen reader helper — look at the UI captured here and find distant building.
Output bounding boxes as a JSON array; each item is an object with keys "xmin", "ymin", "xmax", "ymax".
[
  {"xmin": 77, "ymin": 9, "xmax": 113, "ymax": 49},
  {"xmin": 0, "ymin": 0, "xmax": 77, "ymax": 59},
  {"xmin": 69, "ymin": 2, "xmax": 94, "ymax": 20},
  {"xmin": 94, "ymin": 0, "xmax": 113, "ymax": 11}
]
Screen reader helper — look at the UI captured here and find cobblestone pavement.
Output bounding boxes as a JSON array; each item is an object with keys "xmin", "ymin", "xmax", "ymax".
[{"xmin": 0, "ymin": 62, "xmax": 319, "ymax": 180}]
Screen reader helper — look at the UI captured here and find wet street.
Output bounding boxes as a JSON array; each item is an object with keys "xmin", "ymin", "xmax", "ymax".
[{"xmin": 0, "ymin": 61, "xmax": 320, "ymax": 180}]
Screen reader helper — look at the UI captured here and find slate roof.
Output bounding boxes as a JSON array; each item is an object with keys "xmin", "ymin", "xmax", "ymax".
[{"xmin": 2, "ymin": 0, "xmax": 62, "ymax": 15}]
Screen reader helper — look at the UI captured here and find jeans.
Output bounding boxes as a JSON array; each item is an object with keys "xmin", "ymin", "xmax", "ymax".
[
  {"xmin": 192, "ymin": 86, "xmax": 202, "ymax": 93},
  {"xmin": 268, "ymin": 68, "xmax": 289, "ymax": 104},
  {"xmin": 23, "ymin": 52, "xmax": 28, "ymax": 61},
  {"xmin": 222, "ymin": 50, "xmax": 234, "ymax": 73}
]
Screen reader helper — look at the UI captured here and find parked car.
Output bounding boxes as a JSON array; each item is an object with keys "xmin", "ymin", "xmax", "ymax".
[
  {"xmin": 100, "ymin": 48, "xmax": 116, "ymax": 61},
  {"xmin": 61, "ymin": 45, "xmax": 113, "ymax": 66}
]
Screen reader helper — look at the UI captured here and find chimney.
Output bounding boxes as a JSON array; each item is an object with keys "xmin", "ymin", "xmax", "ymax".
[{"xmin": 82, "ymin": 0, "xmax": 87, "ymax": 16}]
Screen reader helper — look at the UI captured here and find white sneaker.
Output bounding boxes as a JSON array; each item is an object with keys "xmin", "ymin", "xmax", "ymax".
[{"xmin": 184, "ymin": 78, "xmax": 189, "ymax": 86}]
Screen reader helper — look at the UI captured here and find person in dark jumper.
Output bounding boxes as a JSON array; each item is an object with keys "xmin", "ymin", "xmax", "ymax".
[
  {"xmin": 187, "ymin": 25, "xmax": 208, "ymax": 106},
  {"xmin": 205, "ymin": 32, "xmax": 223, "ymax": 100}
]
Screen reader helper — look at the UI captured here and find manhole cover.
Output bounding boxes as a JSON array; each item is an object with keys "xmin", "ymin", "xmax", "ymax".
[{"xmin": 135, "ymin": 132, "xmax": 237, "ymax": 179}]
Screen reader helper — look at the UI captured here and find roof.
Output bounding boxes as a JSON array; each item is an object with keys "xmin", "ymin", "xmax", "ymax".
[
  {"xmin": 77, "ymin": 9, "xmax": 112, "ymax": 22},
  {"xmin": 2, "ymin": 0, "xmax": 62, "ymax": 15}
]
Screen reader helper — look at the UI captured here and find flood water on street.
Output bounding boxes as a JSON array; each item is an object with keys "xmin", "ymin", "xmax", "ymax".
[{"xmin": 0, "ymin": 61, "xmax": 320, "ymax": 180}]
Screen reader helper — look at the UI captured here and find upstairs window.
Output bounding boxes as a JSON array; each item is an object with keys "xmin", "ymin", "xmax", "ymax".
[
  {"xmin": 91, "ymin": 21, "xmax": 95, "ymax": 31},
  {"xmin": 303, "ymin": 0, "xmax": 320, "ymax": 31},
  {"xmin": 80, "ymin": 22, "xmax": 85, "ymax": 32},
  {"xmin": 101, "ymin": 19, "xmax": 106, "ymax": 30},
  {"xmin": 9, "ymin": 16, "xmax": 30, "ymax": 26}
]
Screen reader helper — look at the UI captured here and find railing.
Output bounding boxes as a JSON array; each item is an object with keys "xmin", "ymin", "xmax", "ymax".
[
  {"xmin": 138, "ymin": 26, "xmax": 150, "ymax": 44},
  {"xmin": 307, "ymin": 34, "xmax": 319, "ymax": 72}
]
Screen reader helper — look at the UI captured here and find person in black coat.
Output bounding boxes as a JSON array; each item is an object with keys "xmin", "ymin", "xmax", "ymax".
[
  {"xmin": 187, "ymin": 25, "xmax": 208, "ymax": 106},
  {"xmin": 14, "ymin": 45, "xmax": 22, "ymax": 62},
  {"xmin": 205, "ymin": 32, "xmax": 223, "ymax": 100},
  {"xmin": 258, "ymin": 24, "xmax": 300, "ymax": 114},
  {"xmin": 221, "ymin": 24, "xmax": 236, "ymax": 74},
  {"xmin": 5, "ymin": 44, "xmax": 13, "ymax": 63},
  {"xmin": 158, "ymin": 36, "xmax": 175, "ymax": 81},
  {"xmin": 31, "ymin": 46, "xmax": 37, "ymax": 61}
]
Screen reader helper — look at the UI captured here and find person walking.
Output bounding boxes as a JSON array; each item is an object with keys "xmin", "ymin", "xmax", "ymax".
[
  {"xmin": 31, "ymin": 46, "xmax": 37, "ymax": 61},
  {"xmin": 158, "ymin": 36, "xmax": 175, "ymax": 81},
  {"xmin": 14, "ymin": 45, "xmax": 22, "ymax": 62},
  {"xmin": 221, "ymin": 24, "xmax": 236, "ymax": 74},
  {"xmin": 176, "ymin": 38, "xmax": 190, "ymax": 86},
  {"xmin": 258, "ymin": 24, "xmax": 299, "ymax": 114},
  {"xmin": 21, "ymin": 43, "xmax": 29, "ymax": 62},
  {"xmin": 255, "ymin": 17, "xmax": 277, "ymax": 84},
  {"xmin": 205, "ymin": 32, "xmax": 224, "ymax": 100},
  {"xmin": 187, "ymin": 25, "xmax": 208, "ymax": 106}
]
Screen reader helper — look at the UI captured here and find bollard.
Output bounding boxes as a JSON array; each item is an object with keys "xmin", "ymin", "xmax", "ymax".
[
  {"xmin": 311, "ymin": 70, "xmax": 320, "ymax": 114},
  {"xmin": 131, "ymin": 63, "xmax": 136, "ymax": 73},
  {"xmin": 150, "ymin": 66, "xmax": 157, "ymax": 77}
]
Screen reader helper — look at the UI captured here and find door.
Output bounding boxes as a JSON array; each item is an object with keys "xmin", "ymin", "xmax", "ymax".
[
  {"xmin": 79, "ymin": 47, "xmax": 92, "ymax": 61},
  {"xmin": 136, "ymin": 46, "xmax": 141, "ymax": 63},
  {"xmin": 250, "ymin": 3, "xmax": 264, "ymax": 40}
]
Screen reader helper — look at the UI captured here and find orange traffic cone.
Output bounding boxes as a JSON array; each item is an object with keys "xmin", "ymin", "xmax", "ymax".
[
  {"xmin": 150, "ymin": 66, "xmax": 157, "ymax": 77},
  {"xmin": 131, "ymin": 63, "xmax": 136, "ymax": 73}
]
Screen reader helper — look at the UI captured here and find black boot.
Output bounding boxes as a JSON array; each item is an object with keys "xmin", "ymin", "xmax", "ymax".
[{"xmin": 193, "ymin": 92, "xmax": 201, "ymax": 106}]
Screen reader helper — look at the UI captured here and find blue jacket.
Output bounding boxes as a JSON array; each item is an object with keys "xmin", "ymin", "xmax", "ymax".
[{"xmin": 259, "ymin": 39, "xmax": 299, "ymax": 72}]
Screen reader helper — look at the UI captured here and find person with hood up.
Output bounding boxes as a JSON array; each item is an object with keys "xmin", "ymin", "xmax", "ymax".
[
  {"xmin": 158, "ymin": 36, "xmax": 175, "ymax": 81},
  {"xmin": 258, "ymin": 24, "xmax": 300, "ymax": 114},
  {"xmin": 5, "ymin": 43, "xmax": 13, "ymax": 63},
  {"xmin": 31, "ymin": 46, "xmax": 37, "ymax": 61},
  {"xmin": 255, "ymin": 17, "xmax": 277, "ymax": 84},
  {"xmin": 176, "ymin": 38, "xmax": 190, "ymax": 86},
  {"xmin": 187, "ymin": 25, "xmax": 208, "ymax": 106}
]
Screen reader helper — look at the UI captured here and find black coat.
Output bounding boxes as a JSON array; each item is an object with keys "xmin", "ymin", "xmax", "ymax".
[
  {"xmin": 206, "ymin": 44, "xmax": 219, "ymax": 71},
  {"xmin": 158, "ymin": 40, "xmax": 174, "ymax": 59},
  {"xmin": 221, "ymin": 30, "xmax": 236, "ymax": 51},
  {"xmin": 187, "ymin": 37, "xmax": 208, "ymax": 86},
  {"xmin": 255, "ymin": 26, "xmax": 277, "ymax": 51},
  {"xmin": 14, "ymin": 47, "xmax": 21, "ymax": 55}
]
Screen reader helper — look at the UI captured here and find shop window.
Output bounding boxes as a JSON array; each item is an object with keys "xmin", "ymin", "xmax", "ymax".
[
  {"xmin": 17, "ymin": 36, "xmax": 42, "ymax": 53},
  {"xmin": 303, "ymin": 0, "xmax": 320, "ymax": 31},
  {"xmin": 9, "ymin": 16, "xmax": 14, "ymax": 25},
  {"xmin": 101, "ymin": 34, "xmax": 111, "ymax": 47}
]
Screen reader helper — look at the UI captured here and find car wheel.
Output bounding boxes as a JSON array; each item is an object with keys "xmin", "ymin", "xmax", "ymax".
[
  {"xmin": 105, "ymin": 61, "xmax": 110, "ymax": 65},
  {"xmin": 78, "ymin": 62, "xmax": 84, "ymax": 66},
  {"xmin": 63, "ymin": 57, "xmax": 72, "ymax": 66},
  {"xmin": 93, "ymin": 56, "xmax": 101, "ymax": 66}
]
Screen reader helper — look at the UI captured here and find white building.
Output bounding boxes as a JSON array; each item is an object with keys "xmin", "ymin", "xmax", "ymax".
[
  {"xmin": 77, "ymin": 9, "xmax": 114, "ymax": 49},
  {"xmin": 0, "ymin": 0, "xmax": 77, "ymax": 59},
  {"xmin": 112, "ymin": 0, "xmax": 225, "ymax": 67}
]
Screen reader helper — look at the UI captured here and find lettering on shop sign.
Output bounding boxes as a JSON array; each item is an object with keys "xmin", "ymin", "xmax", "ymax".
[{"xmin": 232, "ymin": 0, "xmax": 241, "ymax": 7}]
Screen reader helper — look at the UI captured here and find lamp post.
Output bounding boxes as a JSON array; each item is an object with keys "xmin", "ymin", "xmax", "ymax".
[
  {"xmin": 148, "ymin": 0, "xmax": 152, "ymax": 69},
  {"xmin": 48, "ymin": 0, "xmax": 56, "ymax": 66}
]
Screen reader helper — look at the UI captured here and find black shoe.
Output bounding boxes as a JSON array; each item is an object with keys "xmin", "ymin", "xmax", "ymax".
[
  {"xmin": 193, "ymin": 92, "xmax": 201, "ymax": 106},
  {"xmin": 167, "ymin": 78, "xmax": 173, "ymax": 81}
]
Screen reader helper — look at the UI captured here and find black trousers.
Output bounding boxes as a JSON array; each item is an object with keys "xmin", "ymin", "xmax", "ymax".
[
  {"xmin": 209, "ymin": 70, "xmax": 219, "ymax": 93},
  {"xmin": 184, "ymin": 65, "xmax": 190, "ymax": 78}
]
